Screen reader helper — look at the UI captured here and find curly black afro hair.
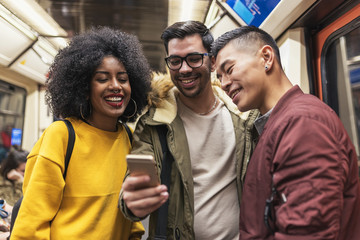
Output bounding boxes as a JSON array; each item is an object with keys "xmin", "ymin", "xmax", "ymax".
[{"xmin": 46, "ymin": 26, "xmax": 152, "ymax": 122}]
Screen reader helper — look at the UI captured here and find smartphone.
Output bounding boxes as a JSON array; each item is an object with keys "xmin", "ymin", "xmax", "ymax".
[{"xmin": 126, "ymin": 154, "xmax": 159, "ymax": 187}]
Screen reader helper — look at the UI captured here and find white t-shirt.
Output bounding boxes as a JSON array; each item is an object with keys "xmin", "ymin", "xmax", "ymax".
[{"xmin": 177, "ymin": 97, "xmax": 239, "ymax": 240}]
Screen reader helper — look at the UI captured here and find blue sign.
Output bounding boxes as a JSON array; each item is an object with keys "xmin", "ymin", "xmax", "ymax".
[
  {"xmin": 226, "ymin": 0, "xmax": 281, "ymax": 27},
  {"xmin": 11, "ymin": 128, "xmax": 22, "ymax": 146},
  {"xmin": 350, "ymin": 68, "xmax": 360, "ymax": 85}
]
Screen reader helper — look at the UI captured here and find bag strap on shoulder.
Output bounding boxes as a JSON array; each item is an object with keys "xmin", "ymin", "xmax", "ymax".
[
  {"xmin": 154, "ymin": 124, "xmax": 174, "ymax": 239},
  {"xmin": 62, "ymin": 119, "xmax": 75, "ymax": 179},
  {"xmin": 122, "ymin": 122, "xmax": 133, "ymax": 144},
  {"xmin": 9, "ymin": 119, "xmax": 76, "ymax": 235}
]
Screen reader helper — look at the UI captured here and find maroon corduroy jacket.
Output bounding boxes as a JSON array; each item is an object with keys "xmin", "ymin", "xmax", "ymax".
[{"xmin": 240, "ymin": 86, "xmax": 360, "ymax": 240}]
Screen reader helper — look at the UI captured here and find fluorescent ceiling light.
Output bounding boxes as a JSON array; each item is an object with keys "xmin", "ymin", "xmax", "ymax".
[
  {"xmin": 168, "ymin": 0, "xmax": 209, "ymax": 26},
  {"xmin": 50, "ymin": 37, "xmax": 68, "ymax": 50},
  {"xmin": 0, "ymin": 0, "xmax": 67, "ymax": 37},
  {"xmin": 0, "ymin": 3, "xmax": 37, "ymax": 40},
  {"xmin": 38, "ymin": 37, "xmax": 58, "ymax": 57},
  {"xmin": 205, "ymin": 0, "xmax": 220, "ymax": 27},
  {"xmin": 180, "ymin": 0, "xmax": 194, "ymax": 21}
]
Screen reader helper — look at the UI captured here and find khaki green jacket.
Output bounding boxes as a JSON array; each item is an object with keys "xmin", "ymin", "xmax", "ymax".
[{"xmin": 120, "ymin": 75, "xmax": 258, "ymax": 240}]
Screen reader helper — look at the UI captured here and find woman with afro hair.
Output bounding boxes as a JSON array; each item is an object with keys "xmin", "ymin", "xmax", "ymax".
[{"xmin": 11, "ymin": 26, "xmax": 151, "ymax": 240}]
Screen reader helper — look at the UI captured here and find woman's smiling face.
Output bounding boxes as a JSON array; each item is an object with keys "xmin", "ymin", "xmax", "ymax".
[{"xmin": 89, "ymin": 56, "xmax": 131, "ymax": 128}]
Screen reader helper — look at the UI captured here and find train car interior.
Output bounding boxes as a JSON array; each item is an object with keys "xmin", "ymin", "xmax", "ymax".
[
  {"xmin": 0, "ymin": 0, "xmax": 359, "ymax": 175},
  {"xmin": 1, "ymin": 1, "xmax": 359, "ymax": 239}
]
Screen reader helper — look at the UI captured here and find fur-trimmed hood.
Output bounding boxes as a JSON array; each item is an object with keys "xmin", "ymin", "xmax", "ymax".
[
  {"xmin": 144, "ymin": 72, "xmax": 250, "ymax": 124},
  {"xmin": 122, "ymin": 73, "xmax": 260, "ymax": 238}
]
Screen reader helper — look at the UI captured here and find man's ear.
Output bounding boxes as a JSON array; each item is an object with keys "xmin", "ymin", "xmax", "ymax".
[
  {"xmin": 261, "ymin": 45, "xmax": 274, "ymax": 72},
  {"xmin": 210, "ymin": 55, "xmax": 216, "ymax": 72}
]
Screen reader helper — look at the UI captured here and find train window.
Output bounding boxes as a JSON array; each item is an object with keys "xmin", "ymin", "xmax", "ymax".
[
  {"xmin": 0, "ymin": 79, "xmax": 26, "ymax": 162},
  {"xmin": 322, "ymin": 19, "xmax": 360, "ymax": 158}
]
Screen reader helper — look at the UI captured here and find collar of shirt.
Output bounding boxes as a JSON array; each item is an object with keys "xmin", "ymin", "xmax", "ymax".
[{"xmin": 254, "ymin": 108, "xmax": 273, "ymax": 135}]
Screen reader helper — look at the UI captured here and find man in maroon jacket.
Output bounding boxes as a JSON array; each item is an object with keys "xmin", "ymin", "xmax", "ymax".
[{"xmin": 212, "ymin": 26, "xmax": 360, "ymax": 240}]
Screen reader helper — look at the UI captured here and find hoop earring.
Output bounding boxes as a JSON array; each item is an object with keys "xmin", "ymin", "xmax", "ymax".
[
  {"xmin": 80, "ymin": 104, "xmax": 86, "ymax": 120},
  {"xmin": 80, "ymin": 101, "xmax": 92, "ymax": 120},
  {"xmin": 124, "ymin": 98, "xmax": 137, "ymax": 119}
]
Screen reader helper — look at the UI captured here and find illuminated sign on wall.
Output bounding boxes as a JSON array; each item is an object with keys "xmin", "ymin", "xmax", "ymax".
[
  {"xmin": 350, "ymin": 68, "xmax": 360, "ymax": 85},
  {"xmin": 11, "ymin": 128, "xmax": 22, "ymax": 146},
  {"xmin": 226, "ymin": 0, "xmax": 281, "ymax": 27}
]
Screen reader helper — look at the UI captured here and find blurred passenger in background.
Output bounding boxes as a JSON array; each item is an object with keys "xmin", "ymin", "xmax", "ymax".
[
  {"xmin": 0, "ymin": 147, "xmax": 27, "ymax": 239},
  {"xmin": 212, "ymin": 25, "xmax": 360, "ymax": 240},
  {"xmin": 11, "ymin": 26, "xmax": 151, "ymax": 240},
  {"xmin": 0, "ymin": 125, "xmax": 12, "ymax": 164},
  {"xmin": 0, "ymin": 198, "xmax": 12, "ymax": 239},
  {"xmin": 0, "ymin": 148, "xmax": 28, "ymax": 183},
  {"xmin": 0, "ymin": 126, "xmax": 12, "ymax": 151},
  {"xmin": 120, "ymin": 20, "xmax": 258, "ymax": 239}
]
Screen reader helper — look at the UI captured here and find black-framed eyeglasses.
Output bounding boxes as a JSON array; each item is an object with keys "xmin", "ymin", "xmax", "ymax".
[{"xmin": 165, "ymin": 53, "xmax": 210, "ymax": 71}]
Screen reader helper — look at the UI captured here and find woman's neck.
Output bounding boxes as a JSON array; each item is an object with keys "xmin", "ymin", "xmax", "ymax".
[{"xmin": 83, "ymin": 117, "xmax": 118, "ymax": 132}]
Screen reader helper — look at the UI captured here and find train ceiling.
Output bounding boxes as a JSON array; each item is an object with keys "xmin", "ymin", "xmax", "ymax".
[{"xmin": 36, "ymin": 0, "xmax": 211, "ymax": 72}]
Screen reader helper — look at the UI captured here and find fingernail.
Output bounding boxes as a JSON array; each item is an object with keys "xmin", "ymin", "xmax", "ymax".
[{"xmin": 161, "ymin": 192, "xmax": 169, "ymax": 197}]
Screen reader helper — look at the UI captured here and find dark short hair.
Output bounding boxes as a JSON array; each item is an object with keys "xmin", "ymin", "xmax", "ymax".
[
  {"xmin": 0, "ymin": 148, "xmax": 28, "ymax": 182},
  {"xmin": 161, "ymin": 20, "xmax": 214, "ymax": 54},
  {"xmin": 46, "ymin": 26, "xmax": 152, "ymax": 122},
  {"xmin": 211, "ymin": 26, "xmax": 282, "ymax": 67}
]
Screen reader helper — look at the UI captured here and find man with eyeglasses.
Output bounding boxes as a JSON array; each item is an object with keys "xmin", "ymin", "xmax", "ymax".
[{"xmin": 119, "ymin": 20, "xmax": 258, "ymax": 239}]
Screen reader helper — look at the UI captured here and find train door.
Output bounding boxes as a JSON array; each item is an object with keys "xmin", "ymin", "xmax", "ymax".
[
  {"xmin": 313, "ymin": 3, "xmax": 360, "ymax": 164},
  {"xmin": 0, "ymin": 79, "xmax": 26, "ymax": 162}
]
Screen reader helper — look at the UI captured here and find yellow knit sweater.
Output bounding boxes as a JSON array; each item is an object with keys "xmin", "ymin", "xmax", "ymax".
[{"xmin": 11, "ymin": 118, "xmax": 144, "ymax": 240}]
